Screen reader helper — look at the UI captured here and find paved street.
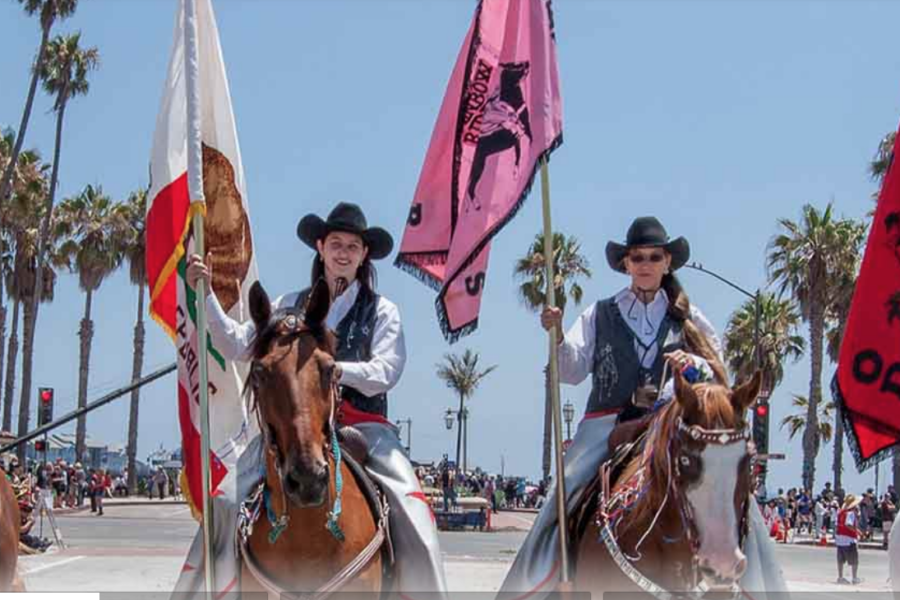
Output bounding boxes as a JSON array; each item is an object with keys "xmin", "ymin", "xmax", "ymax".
[{"xmin": 16, "ymin": 503, "xmax": 894, "ymax": 593}]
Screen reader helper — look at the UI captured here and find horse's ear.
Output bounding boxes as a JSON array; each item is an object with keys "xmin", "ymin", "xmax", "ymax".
[
  {"xmin": 249, "ymin": 281, "xmax": 271, "ymax": 328},
  {"xmin": 304, "ymin": 278, "xmax": 331, "ymax": 329},
  {"xmin": 733, "ymin": 370, "xmax": 763, "ymax": 412},
  {"xmin": 673, "ymin": 367, "xmax": 699, "ymax": 413}
]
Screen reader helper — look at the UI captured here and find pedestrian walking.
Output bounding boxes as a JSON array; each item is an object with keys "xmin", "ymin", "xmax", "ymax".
[
  {"xmin": 882, "ymin": 493, "xmax": 896, "ymax": 550},
  {"xmin": 836, "ymin": 494, "xmax": 862, "ymax": 585},
  {"xmin": 94, "ymin": 469, "xmax": 109, "ymax": 516},
  {"xmin": 441, "ymin": 464, "xmax": 452, "ymax": 512}
]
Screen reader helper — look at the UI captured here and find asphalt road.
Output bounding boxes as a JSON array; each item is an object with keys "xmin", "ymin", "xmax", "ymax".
[{"xmin": 16, "ymin": 504, "xmax": 894, "ymax": 593}]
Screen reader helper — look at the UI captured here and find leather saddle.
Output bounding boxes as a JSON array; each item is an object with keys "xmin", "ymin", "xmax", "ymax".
[{"xmin": 566, "ymin": 413, "xmax": 653, "ymax": 566}]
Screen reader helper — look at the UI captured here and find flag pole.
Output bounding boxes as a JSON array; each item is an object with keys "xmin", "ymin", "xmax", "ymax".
[
  {"xmin": 540, "ymin": 158, "xmax": 571, "ymax": 586},
  {"xmin": 183, "ymin": 0, "xmax": 215, "ymax": 592}
]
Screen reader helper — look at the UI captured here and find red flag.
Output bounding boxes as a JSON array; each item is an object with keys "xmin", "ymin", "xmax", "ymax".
[
  {"xmin": 834, "ymin": 131, "xmax": 900, "ymax": 470},
  {"xmin": 395, "ymin": 0, "xmax": 563, "ymax": 342}
]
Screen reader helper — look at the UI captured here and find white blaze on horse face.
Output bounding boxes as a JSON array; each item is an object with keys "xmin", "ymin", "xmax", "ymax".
[{"xmin": 685, "ymin": 442, "xmax": 748, "ymax": 583}]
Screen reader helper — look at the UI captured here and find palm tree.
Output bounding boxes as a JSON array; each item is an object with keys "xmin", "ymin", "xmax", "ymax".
[
  {"xmin": 0, "ymin": 0, "xmax": 78, "ymax": 204},
  {"xmin": 825, "ymin": 222, "xmax": 866, "ymax": 493},
  {"xmin": 18, "ymin": 32, "xmax": 97, "ymax": 454},
  {"xmin": 513, "ymin": 231, "xmax": 591, "ymax": 480},
  {"xmin": 767, "ymin": 203, "xmax": 865, "ymax": 492},
  {"xmin": 435, "ymin": 349, "xmax": 497, "ymax": 472},
  {"xmin": 781, "ymin": 394, "xmax": 835, "ymax": 446},
  {"xmin": 723, "ymin": 292, "xmax": 805, "ymax": 393},
  {"xmin": 870, "ymin": 131, "xmax": 896, "ymax": 191},
  {"xmin": 55, "ymin": 184, "xmax": 125, "ymax": 463},
  {"xmin": 1, "ymin": 147, "xmax": 48, "ymax": 433},
  {"xmin": 13, "ymin": 202, "xmax": 58, "ymax": 462},
  {"xmin": 115, "ymin": 188, "xmax": 147, "ymax": 493}
]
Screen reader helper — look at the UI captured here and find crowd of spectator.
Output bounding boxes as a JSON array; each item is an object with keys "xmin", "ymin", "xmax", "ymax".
[
  {"xmin": 759, "ymin": 482, "xmax": 897, "ymax": 550},
  {"xmin": 415, "ymin": 458, "xmax": 547, "ymax": 513}
]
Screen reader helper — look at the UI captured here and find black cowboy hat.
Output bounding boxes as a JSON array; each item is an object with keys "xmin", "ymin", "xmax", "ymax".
[
  {"xmin": 297, "ymin": 202, "xmax": 394, "ymax": 260},
  {"xmin": 605, "ymin": 216, "xmax": 690, "ymax": 273}
]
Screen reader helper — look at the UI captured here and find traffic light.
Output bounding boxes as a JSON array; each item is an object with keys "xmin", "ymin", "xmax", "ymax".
[
  {"xmin": 752, "ymin": 400, "xmax": 769, "ymax": 455},
  {"xmin": 34, "ymin": 440, "xmax": 46, "ymax": 452},
  {"xmin": 37, "ymin": 387, "xmax": 54, "ymax": 427}
]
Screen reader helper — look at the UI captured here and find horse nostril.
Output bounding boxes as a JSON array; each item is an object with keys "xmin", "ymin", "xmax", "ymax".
[{"xmin": 284, "ymin": 470, "xmax": 302, "ymax": 493}]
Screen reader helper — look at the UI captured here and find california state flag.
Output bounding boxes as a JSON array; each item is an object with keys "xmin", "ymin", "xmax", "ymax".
[{"xmin": 146, "ymin": 0, "xmax": 257, "ymax": 516}]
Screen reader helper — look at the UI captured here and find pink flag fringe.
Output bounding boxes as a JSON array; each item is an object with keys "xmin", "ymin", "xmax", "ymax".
[{"xmin": 395, "ymin": 0, "xmax": 563, "ymax": 342}]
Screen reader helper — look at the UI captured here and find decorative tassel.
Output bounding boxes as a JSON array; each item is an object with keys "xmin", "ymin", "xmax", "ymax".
[{"xmin": 326, "ymin": 426, "xmax": 345, "ymax": 542}]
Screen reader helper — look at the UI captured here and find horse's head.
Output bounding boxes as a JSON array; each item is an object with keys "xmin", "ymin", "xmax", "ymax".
[
  {"xmin": 247, "ymin": 279, "xmax": 338, "ymax": 508},
  {"xmin": 667, "ymin": 369, "xmax": 762, "ymax": 588}
]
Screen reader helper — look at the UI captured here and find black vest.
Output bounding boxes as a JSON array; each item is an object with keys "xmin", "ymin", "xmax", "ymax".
[
  {"xmin": 294, "ymin": 285, "xmax": 387, "ymax": 416},
  {"xmin": 585, "ymin": 297, "xmax": 685, "ymax": 414}
]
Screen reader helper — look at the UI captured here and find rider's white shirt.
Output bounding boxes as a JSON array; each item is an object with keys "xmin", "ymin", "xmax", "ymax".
[
  {"xmin": 205, "ymin": 280, "xmax": 406, "ymax": 397},
  {"xmin": 557, "ymin": 287, "xmax": 722, "ymax": 386}
]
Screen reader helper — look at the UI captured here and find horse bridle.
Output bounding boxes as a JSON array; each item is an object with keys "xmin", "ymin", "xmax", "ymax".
[
  {"xmin": 599, "ymin": 415, "xmax": 755, "ymax": 600},
  {"xmin": 248, "ymin": 313, "xmax": 344, "ymax": 541},
  {"xmin": 672, "ymin": 417, "xmax": 755, "ymax": 555}
]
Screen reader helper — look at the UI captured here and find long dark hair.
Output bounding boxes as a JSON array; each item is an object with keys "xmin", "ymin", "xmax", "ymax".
[
  {"xmin": 661, "ymin": 273, "xmax": 728, "ymax": 384},
  {"xmin": 310, "ymin": 253, "xmax": 378, "ymax": 295}
]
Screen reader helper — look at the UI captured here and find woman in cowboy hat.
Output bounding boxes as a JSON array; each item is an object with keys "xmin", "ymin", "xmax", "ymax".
[
  {"xmin": 499, "ymin": 216, "xmax": 787, "ymax": 596},
  {"xmin": 182, "ymin": 202, "xmax": 446, "ymax": 593}
]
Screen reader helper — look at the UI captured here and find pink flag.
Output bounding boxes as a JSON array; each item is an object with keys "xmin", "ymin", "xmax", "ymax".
[{"xmin": 395, "ymin": 0, "xmax": 563, "ymax": 342}]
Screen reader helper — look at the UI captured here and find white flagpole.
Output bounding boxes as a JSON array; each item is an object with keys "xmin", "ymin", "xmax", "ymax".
[
  {"xmin": 183, "ymin": 0, "xmax": 215, "ymax": 592},
  {"xmin": 540, "ymin": 159, "xmax": 571, "ymax": 585}
]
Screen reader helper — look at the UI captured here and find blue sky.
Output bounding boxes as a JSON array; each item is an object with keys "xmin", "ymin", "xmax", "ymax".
[{"xmin": 0, "ymin": 0, "xmax": 897, "ymax": 495}]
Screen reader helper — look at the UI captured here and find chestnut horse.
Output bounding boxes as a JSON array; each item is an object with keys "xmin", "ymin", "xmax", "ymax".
[
  {"xmin": 0, "ymin": 470, "xmax": 22, "ymax": 591},
  {"xmin": 238, "ymin": 280, "xmax": 388, "ymax": 598},
  {"xmin": 575, "ymin": 369, "xmax": 762, "ymax": 598}
]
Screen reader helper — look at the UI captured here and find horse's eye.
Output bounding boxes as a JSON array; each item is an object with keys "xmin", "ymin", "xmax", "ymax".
[{"xmin": 680, "ymin": 456, "xmax": 692, "ymax": 467}]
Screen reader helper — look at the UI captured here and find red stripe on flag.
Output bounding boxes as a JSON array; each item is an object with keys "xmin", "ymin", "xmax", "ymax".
[
  {"xmin": 178, "ymin": 382, "xmax": 227, "ymax": 516},
  {"xmin": 147, "ymin": 173, "xmax": 190, "ymax": 338}
]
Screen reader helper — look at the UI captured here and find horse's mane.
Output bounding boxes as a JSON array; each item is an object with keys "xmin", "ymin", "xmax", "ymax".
[{"xmin": 619, "ymin": 383, "xmax": 741, "ymax": 534}]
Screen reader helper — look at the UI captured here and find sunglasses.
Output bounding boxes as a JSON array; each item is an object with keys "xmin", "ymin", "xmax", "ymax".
[{"xmin": 628, "ymin": 252, "xmax": 666, "ymax": 264}]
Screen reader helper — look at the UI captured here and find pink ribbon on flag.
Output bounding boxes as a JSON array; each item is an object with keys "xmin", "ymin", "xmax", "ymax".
[{"xmin": 395, "ymin": 0, "xmax": 563, "ymax": 342}]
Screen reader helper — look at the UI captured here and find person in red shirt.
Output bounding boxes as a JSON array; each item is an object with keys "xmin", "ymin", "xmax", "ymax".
[
  {"xmin": 94, "ymin": 469, "xmax": 110, "ymax": 517},
  {"xmin": 836, "ymin": 494, "xmax": 862, "ymax": 584}
]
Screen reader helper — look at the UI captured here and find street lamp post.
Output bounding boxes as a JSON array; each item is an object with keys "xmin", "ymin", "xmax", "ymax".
[
  {"xmin": 444, "ymin": 409, "xmax": 454, "ymax": 468},
  {"xmin": 683, "ymin": 262, "xmax": 767, "ymax": 490},
  {"xmin": 461, "ymin": 407, "xmax": 469, "ymax": 473},
  {"xmin": 444, "ymin": 409, "xmax": 455, "ymax": 431},
  {"xmin": 563, "ymin": 401, "xmax": 575, "ymax": 442},
  {"xmin": 395, "ymin": 418, "xmax": 412, "ymax": 455}
]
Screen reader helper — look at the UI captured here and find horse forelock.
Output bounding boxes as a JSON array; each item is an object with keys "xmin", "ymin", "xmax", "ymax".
[{"xmin": 243, "ymin": 308, "xmax": 336, "ymax": 412}]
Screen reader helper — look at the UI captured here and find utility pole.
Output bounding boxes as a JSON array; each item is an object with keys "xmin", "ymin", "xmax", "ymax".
[{"xmin": 683, "ymin": 262, "xmax": 768, "ymax": 491}]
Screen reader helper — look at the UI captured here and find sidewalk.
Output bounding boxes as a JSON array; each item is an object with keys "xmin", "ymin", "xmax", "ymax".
[
  {"xmin": 52, "ymin": 496, "xmax": 186, "ymax": 515},
  {"xmin": 786, "ymin": 534, "xmax": 887, "ymax": 552}
]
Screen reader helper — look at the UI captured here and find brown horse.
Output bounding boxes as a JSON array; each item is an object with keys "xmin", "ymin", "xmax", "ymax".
[
  {"xmin": 0, "ymin": 470, "xmax": 22, "ymax": 591},
  {"xmin": 239, "ymin": 280, "xmax": 387, "ymax": 598},
  {"xmin": 575, "ymin": 369, "xmax": 762, "ymax": 597}
]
